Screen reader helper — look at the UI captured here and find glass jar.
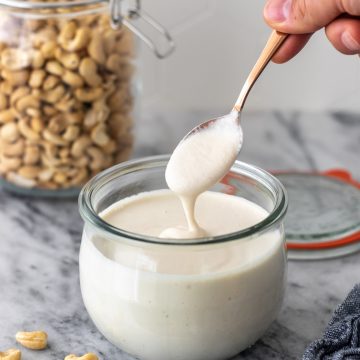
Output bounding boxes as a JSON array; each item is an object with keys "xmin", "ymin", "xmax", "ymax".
[
  {"xmin": 0, "ymin": 0, "xmax": 173, "ymax": 196},
  {"xmin": 78, "ymin": 155, "xmax": 288, "ymax": 360}
]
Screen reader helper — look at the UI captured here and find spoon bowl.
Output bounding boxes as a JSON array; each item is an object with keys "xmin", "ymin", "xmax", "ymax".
[{"xmin": 183, "ymin": 111, "xmax": 239, "ymax": 141}]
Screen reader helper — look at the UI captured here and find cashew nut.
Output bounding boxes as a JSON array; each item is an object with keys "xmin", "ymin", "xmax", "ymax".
[
  {"xmin": 15, "ymin": 331, "xmax": 48, "ymax": 350},
  {"xmin": 75, "ymin": 87, "xmax": 103, "ymax": 102},
  {"xmin": 48, "ymin": 114, "xmax": 67, "ymax": 134},
  {"xmin": 24, "ymin": 145, "xmax": 40, "ymax": 165},
  {"xmin": 63, "ymin": 70, "xmax": 84, "ymax": 88},
  {"xmin": 1, "ymin": 69, "xmax": 29, "ymax": 86},
  {"xmin": 0, "ymin": 348, "xmax": 21, "ymax": 360},
  {"xmin": 116, "ymin": 29, "xmax": 134, "ymax": 56},
  {"xmin": 1, "ymin": 48, "xmax": 31, "ymax": 70},
  {"xmin": 38, "ymin": 168, "xmax": 54, "ymax": 182},
  {"xmin": 63, "ymin": 125, "xmax": 80, "ymax": 142},
  {"xmin": 90, "ymin": 123, "xmax": 110, "ymax": 146},
  {"xmin": 43, "ymin": 105, "xmax": 58, "ymax": 116},
  {"xmin": 60, "ymin": 26, "xmax": 90, "ymax": 52},
  {"xmin": 103, "ymin": 29, "xmax": 117, "ymax": 56},
  {"xmin": 29, "ymin": 69, "xmax": 46, "ymax": 88},
  {"xmin": 0, "ymin": 109, "xmax": 16, "ymax": 124},
  {"xmin": 43, "ymin": 129, "xmax": 68, "ymax": 146},
  {"xmin": 79, "ymin": 57, "xmax": 102, "ymax": 87},
  {"xmin": 17, "ymin": 166, "xmax": 41, "ymax": 179},
  {"xmin": 58, "ymin": 21, "xmax": 77, "ymax": 42},
  {"xmin": 87, "ymin": 146, "xmax": 105, "ymax": 170},
  {"xmin": 66, "ymin": 112, "xmax": 83, "ymax": 124},
  {"xmin": 42, "ymin": 84, "xmax": 66, "ymax": 103},
  {"xmin": 43, "ymin": 75, "xmax": 60, "ymax": 91},
  {"xmin": 40, "ymin": 40, "xmax": 57, "ymax": 59},
  {"xmin": 64, "ymin": 353, "xmax": 98, "ymax": 360},
  {"xmin": 10, "ymin": 86, "xmax": 31, "ymax": 107},
  {"xmin": 32, "ymin": 51, "xmax": 45, "ymax": 69},
  {"xmin": 2, "ymin": 138, "xmax": 24, "ymax": 157},
  {"xmin": 7, "ymin": 172, "xmax": 36, "ymax": 188},
  {"xmin": 88, "ymin": 33, "xmax": 106, "ymax": 65},
  {"xmin": 0, "ymin": 81, "xmax": 13, "ymax": 96},
  {"xmin": 101, "ymin": 139, "xmax": 117, "ymax": 155},
  {"xmin": 108, "ymin": 86, "xmax": 131, "ymax": 112},
  {"xmin": 45, "ymin": 61, "xmax": 64, "ymax": 76},
  {"xmin": 53, "ymin": 171, "xmax": 68, "ymax": 184},
  {"xmin": 71, "ymin": 135, "xmax": 91, "ymax": 157},
  {"xmin": 0, "ymin": 155, "xmax": 22, "ymax": 171},
  {"xmin": 15, "ymin": 95, "xmax": 40, "ymax": 115},
  {"xmin": 84, "ymin": 100, "xmax": 110, "ymax": 128},
  {"xmin": 69, "ymin": 167, "xmax": 88, "ymax": 186},
  {"xmin": 42, "ymin": 141, "xmax": 58, "ymax": 158},
  {"xmin": 55, "ymin": 48, "xmax": 80, "ymax": 70},
  {"xmin": 18, "ymin": 118, "xmax": 40, "ymax": 141},
  {"xmin": 31, "ymin": 26, "xmax": 57, "ymax": 48},
  {"xmin": 55, "ymin": 94, "xmax": 80, "ymax": 112},
  {"xmin": 105, "ymin": 53, "xmax": 123, "ymax": 73},
  {"xmin": 0, "ymin": 122, "xmax": 19, "ymax": 143},
  {"xmin": 41, "ymin": 153, "xmax": 62, "ymax": 167},
  {"xmin": 26, "ymin": 108, "xmax": 41, "ymax": 118},
  {"xmin": 30, "ymin": 117, "xmax": 45, "ymax": 133}
]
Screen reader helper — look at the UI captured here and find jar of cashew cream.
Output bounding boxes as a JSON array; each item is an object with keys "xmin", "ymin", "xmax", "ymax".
[
  {"xmin": 0, "ymin": 0, "xmax": 173, "ymax": 195},
  {"xmin": 79, "ymin": 155, "xmax": 288, "ymax": 360}
]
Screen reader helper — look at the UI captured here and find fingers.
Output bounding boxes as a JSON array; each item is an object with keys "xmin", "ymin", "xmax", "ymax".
[
  {"xmin": 264, "ymin": 0, "xmax": 360, "ymax": 34},
  {"xmin": 271, "ymin": 33, "xmax": 312, "ymax": 63},
  {"xmin": 325, "ymin": 16, "xmax": 360, "ymax": 54}
]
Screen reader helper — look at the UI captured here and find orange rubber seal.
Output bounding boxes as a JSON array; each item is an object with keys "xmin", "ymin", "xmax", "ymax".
[{"xmin": 221, "ymin": 168, "xmax": 360, "ymax": 251}]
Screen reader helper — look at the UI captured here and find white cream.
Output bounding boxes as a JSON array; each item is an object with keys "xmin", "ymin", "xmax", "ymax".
[
  {"xmin": 79, "ymin": 110, "xmax": 286, "ymax": 360},
  {"xmin": 163, "ymin": 112, "xmax": 242, "ymax": 238},
  {"xmin": 80, "ymin": 190, "xmax": 286, "ymax": 360}
]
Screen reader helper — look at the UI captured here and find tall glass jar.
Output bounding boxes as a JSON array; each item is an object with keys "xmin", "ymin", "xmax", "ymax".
[
  {"xmin": 78, "ymin": 156, "xmax": 288, "ymax": 360},
  {"xmin": 0, "ymin": 0, "xmax": 173, "ymax": 196}
]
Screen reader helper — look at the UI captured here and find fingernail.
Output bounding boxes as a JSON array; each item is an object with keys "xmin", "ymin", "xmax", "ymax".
[
  {"xmin": 264, "ymin": 0, "xmax": 291, "ymax": 23},
  {"xmin": 341, "ymin": 31, "xmax": 360, "ymax": 51}
]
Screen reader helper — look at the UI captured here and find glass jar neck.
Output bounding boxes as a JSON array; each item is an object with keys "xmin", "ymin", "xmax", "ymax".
[
  {"xmin": 79, "ymin": 155, "xmax": 288, "ymax": 246},
  {"xmin": 0, "ymin": 0, "xmax": 174, "ymax": 59}
]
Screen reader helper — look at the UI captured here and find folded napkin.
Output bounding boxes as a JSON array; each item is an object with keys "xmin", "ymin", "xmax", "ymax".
[{"xmin": 303, "ymin": 284, "xmax": 360, "ymax": 360}]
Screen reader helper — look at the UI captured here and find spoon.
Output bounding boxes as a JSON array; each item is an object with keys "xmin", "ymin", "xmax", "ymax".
[{"xmin": 184, "ymin": 30, "xmax": 288, "ymax": 138}]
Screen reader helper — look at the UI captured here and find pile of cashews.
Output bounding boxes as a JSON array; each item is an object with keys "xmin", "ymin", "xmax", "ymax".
[{"xmin": 0, "ymin": 11, "xmax": 134, "ymax": 190}]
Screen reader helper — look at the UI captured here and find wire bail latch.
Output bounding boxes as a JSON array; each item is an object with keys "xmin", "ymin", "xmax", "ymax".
[{"xmin": 109, "ymin": 0, "xmax": 175, "ymax": 59}]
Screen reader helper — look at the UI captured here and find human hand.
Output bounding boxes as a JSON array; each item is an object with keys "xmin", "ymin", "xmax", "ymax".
[{"xmin": 263, "ymin": 0, "xmax": 360, "ymax": 63}]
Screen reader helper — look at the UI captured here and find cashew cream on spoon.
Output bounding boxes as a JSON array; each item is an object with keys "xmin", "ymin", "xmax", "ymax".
[{"xmin": 162, "ymin": 111, "xmax": 243, "ymax": 238}]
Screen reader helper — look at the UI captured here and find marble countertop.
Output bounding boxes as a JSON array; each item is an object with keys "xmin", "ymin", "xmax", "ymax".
[{"xmin": 1, "ymin": 110, "xmax": 359, "ymax": 360}]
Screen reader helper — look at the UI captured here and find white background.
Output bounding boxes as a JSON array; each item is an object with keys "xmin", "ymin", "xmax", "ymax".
[{"xmin": 138, "ymin": 0, "xmax": 359, "ymax": 113}]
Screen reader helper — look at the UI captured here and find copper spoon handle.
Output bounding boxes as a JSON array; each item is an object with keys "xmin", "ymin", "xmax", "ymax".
[{"xmin": 233, "ymin": 31, "xmax": 288, "ymax": 113}]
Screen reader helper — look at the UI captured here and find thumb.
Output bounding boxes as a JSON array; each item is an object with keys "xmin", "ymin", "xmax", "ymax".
[{"xmin": 264, "ymin": 0, "xmax": 360, "ymax": 34}]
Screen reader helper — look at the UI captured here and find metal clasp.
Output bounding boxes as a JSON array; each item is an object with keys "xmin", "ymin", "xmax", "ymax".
[{"xmin": 109, "ymin": 0, "xmax": 175, "ymax": 59}]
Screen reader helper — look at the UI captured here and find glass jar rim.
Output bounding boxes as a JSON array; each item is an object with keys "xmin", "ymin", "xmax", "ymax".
[
  {"xmin": 78, "ymin": 155, "xmax": 288, "ymax": 246},
  {"xmin": 0, "ymin": 0, "xmax": 106, "ymax": 11}
]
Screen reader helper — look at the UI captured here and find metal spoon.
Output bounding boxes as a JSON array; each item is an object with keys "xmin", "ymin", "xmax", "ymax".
[{"xmin": 184, "ymin": 31, "xmax": 288, "ymax": 138}]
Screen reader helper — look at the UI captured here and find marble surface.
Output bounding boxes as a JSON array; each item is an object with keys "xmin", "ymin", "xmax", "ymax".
[{"xmin": 0, "ymin": 110, "xmax": 359, "ymax": 359}]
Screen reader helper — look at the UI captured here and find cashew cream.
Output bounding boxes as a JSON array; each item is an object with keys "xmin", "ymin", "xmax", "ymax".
[
  {"xmin": 80, "ymin": 190, "xmax": 286, "ymax": 360},
  {"xmin": 163, "ymin": 111, "xmax": 242, "ymax": 238}
]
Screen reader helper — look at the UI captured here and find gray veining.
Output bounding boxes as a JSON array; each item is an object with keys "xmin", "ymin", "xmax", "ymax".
[{"xmin": 0, "ymin": 110, "xmax": 359, "ymax": 359}]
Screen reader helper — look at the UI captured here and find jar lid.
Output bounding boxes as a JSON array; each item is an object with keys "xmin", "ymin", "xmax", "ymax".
[
  {"xmin": 0, "ymin": 0, "xmax": 175, "ymax": 58},
  {"xmin": 274, "ymin": 170, "xmax": 360, "ymax": 260}
]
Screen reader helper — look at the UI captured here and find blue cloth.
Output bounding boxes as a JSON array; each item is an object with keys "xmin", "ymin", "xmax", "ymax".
[{"xmin": 303, "ymin": 284, "xmax": 360, "ymax": 360}]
